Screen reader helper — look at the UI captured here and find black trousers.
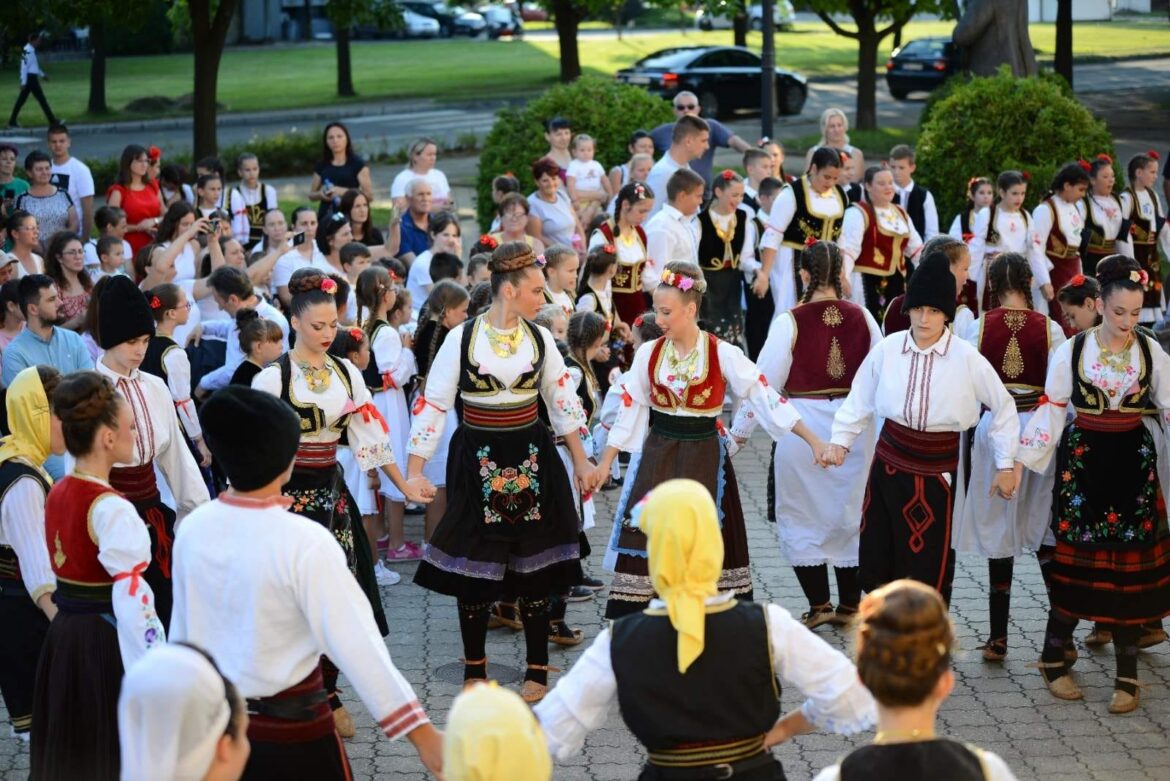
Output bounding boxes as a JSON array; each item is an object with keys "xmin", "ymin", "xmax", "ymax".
[
  {"xmin": 8, "ymin": 75, "xmax": 55, "ymax": 126},
  {"xmin": 0, "ymin": 586, "xmax": 49, "ymax": 733}
]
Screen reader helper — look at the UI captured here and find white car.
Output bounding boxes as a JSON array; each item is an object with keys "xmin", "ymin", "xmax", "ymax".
[
  {"xmin": 695, "ymin": 1, "xmax": 795, "ymax": 32},
  {"xmin": 401, "ymin": 9, "xmax": 441, "ymax": 37}
]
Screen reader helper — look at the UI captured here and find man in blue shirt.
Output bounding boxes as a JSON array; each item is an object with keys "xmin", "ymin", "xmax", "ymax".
[
  {"xmin": 398, "ymin": 179, "xmax": 433, "ymax": 263},
  {"xmin": 1, "ymin": 274, "xmax": 92, "ymax": 387}
]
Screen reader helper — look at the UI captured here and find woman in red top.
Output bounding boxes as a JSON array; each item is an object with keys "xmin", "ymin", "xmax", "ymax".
[{"xmin": 105, "ymin": 145, "xmax": 165, "ymax": 258}]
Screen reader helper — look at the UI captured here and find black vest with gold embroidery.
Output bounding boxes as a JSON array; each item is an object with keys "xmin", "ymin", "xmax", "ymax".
[
  {"xmin": 0, "ymin": 460, "xmax": 51, "ymax": 585},
  {"xmin": 277, "ymin": 353, "xmax": 354, "ymax": 437},
  {"xmin": 564, "ymin": 354, "xmax": 596, "ymax": 425},
  {"xmin": 456, "ymin": 316, "xmax": 545, "ymax": 400},
  {"xmin": 696, "ymin": 208, "xmax": 747, "ymax": 272},
  {"xmin": 780, "ymin": 177, "xmax": 847, "ymax": 250},
  {"xmin": 1070, "ymin": 330, "xmax": 1154, "ymax": 415},
  {"xmin": 361, "ymin": 320, "xmax": 389, "ymax": 392}
]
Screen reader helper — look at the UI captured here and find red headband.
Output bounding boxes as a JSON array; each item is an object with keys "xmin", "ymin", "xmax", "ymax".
[
  {"xmin": 1077, "ymin": 159, "xmax": 1091, "ymax": 172},
  {"xmin": 1096, "ymin": 153, "xmax": 1113, "ymax": 164}
]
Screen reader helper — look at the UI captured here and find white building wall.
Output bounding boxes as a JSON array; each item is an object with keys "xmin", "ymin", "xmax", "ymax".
[{"xmin": 1028, "ymin": 0, "xmax": 1114, "ymax": 21}]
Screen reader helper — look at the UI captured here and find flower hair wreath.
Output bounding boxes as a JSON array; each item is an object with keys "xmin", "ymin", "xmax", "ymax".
[
  {"xmin": 660, "ymin": 268, "xmax": 695, "ymax": 292},
  {"xmin": 1130, "ymin": 269, "xmax": 1150, "ymax": 286}
]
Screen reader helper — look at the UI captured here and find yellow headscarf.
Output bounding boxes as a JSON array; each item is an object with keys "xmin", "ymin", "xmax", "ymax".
[
  {"xmin": 642, "ymin": 478, "xmax": 724, "ymax": 674},
  {"xmin": 444, "ymin": 682, "xmax": 553, "ymax": 781},
  {"xmin": 0, "ymin": 367, "xmax": 54, "ymax": 483}
]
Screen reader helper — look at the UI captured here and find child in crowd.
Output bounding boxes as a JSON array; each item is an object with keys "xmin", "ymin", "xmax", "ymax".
[
  {"xmin": 576, "ymin": 244, "xmax": 629, "ymax": 394},
  {"xmin": 889, "ymin": 144, "xmax": 940, "ymax": 241},
  {"xmin": 83, "ymin": 206, "xmax": 132, "ymax": 274},
  {"xmin": 645, "ymin": 168, "xmax": 705, "ymax": 268},
  {"xmin": 194, "ymin": 173, "xmax": 225, "ymax": 220},
  {"xmin": 608, "ymin": 129, "xmax": 655, "ymax": 197},
  {"xmin": 228, "ymin": 308, "xmax": 284, "ymax": 387},
  {"xmin": 742, "ymin": 147, "xmax": 773, "ymax": 215},
  {"xmin": 488, "ymin": 173, "xmax": 521, "ymax": 232},
  {"xmin": 534, "ymin": 303, "xmax": 569, "ymax": 344},
  {"xmin": 542, "ymin": 243, "xmax": 578, "ymax": 318},
  {"xmin": 949, "ymin": 176, "xmax": 995, "ymax": 241},
  {"xmin": 838, "ymin": 150, "xmax": 863, "ymax": 205},
  {"xmin": 340, "ymin": 242, "xmax": 374, "ymax": 323},
  {"xmin": 229, "ymin": 152, "xmax": 278, "ymax": 249},
  {"xmin": 761, "ymin": 137, "xmax": 793, "ymax": 183},
  {"xmin": 1056, "ymin": 274, "xmax": 1102, "ymax": 333},
  {"xmin": 466, "ymin": 254, "xmax": 490, "ymax": 287},
  {"xmin": 567, "ymin": 134, "xmax": 612, "ymax": 227},
  {"xmin": 94, "ymin": 236, "xmax": 127, "ymax": 281}
]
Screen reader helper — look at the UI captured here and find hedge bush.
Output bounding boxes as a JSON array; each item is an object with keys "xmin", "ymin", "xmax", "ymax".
[
  {"xmin": 916, "ymin": 67, "xmax": 1114, "ymax": 222},
  {"xmin": 475, "ymin": 76, "xmax": 674, "ymax": 230}
]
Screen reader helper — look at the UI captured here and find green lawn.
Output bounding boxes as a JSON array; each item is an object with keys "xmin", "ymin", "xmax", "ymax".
[{"xmin": 4, "ymin": 19, "xmax": 1168, "ymax": 124}]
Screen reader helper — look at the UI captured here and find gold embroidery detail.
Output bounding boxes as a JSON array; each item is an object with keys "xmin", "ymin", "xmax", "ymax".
[
  {"xmin": 827, "ymin": 336, "xmax": 846, "ymax": 380},
  {"xmin": 1001, "ymin": 310, "xmax": 1028, "ymax": 380},
  {"xmin": 821, "ymin": 305, "xmax": 844, "ymax": 327},
  {"xmin": 53, "ymin": 532, "xmax": 66, "ymax": 569},
  {"xmin": 465, "ymin": 368, "xmax": 491, "ymax": 390}
]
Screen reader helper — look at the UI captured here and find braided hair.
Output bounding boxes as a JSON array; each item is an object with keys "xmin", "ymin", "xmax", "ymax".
[
  {"xmin": 799, "ymin": 240, "xmax": 844, "ymax": 303},
  {"xmin": 51, "ymin": 371, "xmax": 122, "ymax": 457},
  {"xmin": 986, "ymin": 252, "xmax": 1034, "ymax": 310}
]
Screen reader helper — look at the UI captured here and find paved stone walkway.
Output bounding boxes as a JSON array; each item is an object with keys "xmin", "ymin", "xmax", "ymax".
[{"xmin": 2, "ymin": 428, "xmax": 1169, "ymax": 779}]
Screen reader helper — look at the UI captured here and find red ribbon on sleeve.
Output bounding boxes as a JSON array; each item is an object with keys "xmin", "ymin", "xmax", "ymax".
[
  {"xmin": 114, "ymin": 561, "xmax": 150, "ymax": 597},
  {"xmin": 355, "ymin": 401, "xmax": 390, "ymax": 433}
]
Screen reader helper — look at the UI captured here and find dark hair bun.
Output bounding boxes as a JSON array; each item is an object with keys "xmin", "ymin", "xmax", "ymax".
[
  {"xmin": 287, "ymin": 268, "xmax": 329, "ymax": 298},
  {"xmin": 855, "ymin": 580, "xmax": 953, "ymax": 708},
  {"xmin": 489, "ymin": 241, "xmax": 538, "ymax": 273},
  {"xmin": 235, "ymin": 307, "xmax": 260, "ymax": 326},
  {"xmin": 1095, "ymin": 255, "xmax": 1142, "ymax": 289}
]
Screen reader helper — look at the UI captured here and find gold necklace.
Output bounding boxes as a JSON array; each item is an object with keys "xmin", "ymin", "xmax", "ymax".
[
  {"xmin": 1094, "ymin": 329, "xmax": 1133, "ymax": 374},
  {"xmin": 294, "ymin": 353, "xmax": 332, "ymax": 394},
  {"xmin": 484, "ymin": 319, "xmax": 524, "ymax": 359},
  {"xmin": 663, "ymin": 338, "xmax": 701, "ymax": 383},
  {"xmin": 873, "ymin": 728, "xmax": 935, "ymax": 744}
]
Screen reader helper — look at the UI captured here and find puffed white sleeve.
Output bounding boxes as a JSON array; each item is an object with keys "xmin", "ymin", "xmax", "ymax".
[
  {"xmin": 151, "ymin": 383, "xmax": 210, "ymax": 521},
  {"xmin": 251, "ymin": 363, "xmax": 281, "ymax": 396},
  {"xmin": 948, "ymin": 214, "xmax": 963, "ymax": 240},
  {"xmin": 341, "ymin": 358, "xmax": 395, "ymax": 470},
  {"xmin": 1116, "ymin": 191, "xmax": 1136, "ymax": 259},
  {"xmin": 760, "ymin": 186, "xmax": 796, "ymax": 253},
  {"xmin": 906, "ymin": 219, "xmax": 924, "ymax": 264},
  {"xmin": 720, "ymin": 341, "xmax": 801, "ymax": 440},
  {"xmin": 407, "ymin": 324, "xmax": 463, "ymax": 461},
  {"xmin": 1146, "ymin": 334, "xmax": 1170, "ymax": 411},
  {"xmin": 923, "ymin": 189, "xmax": 940, "ymax": 241},
  {"xmin": 533, "ymin": 628, "xmax": 617, "ymax": 762},
  {"xmin": 92, "ymin": 494, "xmax": 165, "ymax": 667},
  {"xmin": 540, "ymin": 329, "xmax": 589, "ymax": 438},
  {"xmin": 830, "ymin": 342, "xmax": 884, "ymax": 451},
  {"xmin": 739, "ymin": 211, "xmax": 758, "ymax": 273},
  {"xmin": 1018, "ymin": 338, "xmax": 1074, "ymax": 472},
  {"xmin": 390, "ymin": 334, "xmax": 417, "ymax": 388},
  {"xmin": 967, "ymin": 207, "xmax": 990, "ymax": 294},
  {"xmin": 730, "ymin": 313, "xmax": 795, "ymax": 438},
  {"xmin": 371, "ymin": 326, "xmax": 404, "ymax": 390},
  {"xmin": 1030, "ymin": 204, "xmax": 1055, "ymax": 286},
  {"xmin": 766, "ymin": 603, "xmax": 876, "ymax": 733},
  {"xmin": 161, "ymin": 346, "xmax": 201, "ymax": 439},
  {"xmin": 838, "ymin": 206, "xmax": 865, "ymax": 280},
  {"xmin": 575, "ymin": 293, "xmax": 599, "ymax": 314},
  {"xmin": 299, "ymin": 526, "xmax": 429, "ymax": 739},
  {"xmin": 2, "ymin": 477, "xmax": 55, "ymax": 601},
  {"xmin": 606, "ymin": 342, "xmax": 655, "ymax": 454},
  {"xmin": 968, "ymin": 348, "xmax": 1020, "ymax": 468}
]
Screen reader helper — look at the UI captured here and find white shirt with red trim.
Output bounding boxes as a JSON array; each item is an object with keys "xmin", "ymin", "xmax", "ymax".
[{"xmin": 170, "ymin": 493, "xmax": 429, "ymax": 740}]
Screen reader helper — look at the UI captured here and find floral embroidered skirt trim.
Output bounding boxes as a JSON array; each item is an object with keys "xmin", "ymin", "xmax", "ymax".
[
  {"xmin": 604, "ymin": 413, "xmax": 753, "ymax": 620},
  {"xmin": 1048, "ymin": 420, "xmax": 1170, "ymax": 625},
  {"xmin": 414, "ymin": 420, "xmax": 583, "ymax": 603}
]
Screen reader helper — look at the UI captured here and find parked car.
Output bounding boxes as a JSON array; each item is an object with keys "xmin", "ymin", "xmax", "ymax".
[
  {"xmin": 885, "ymin": 36, "xmax": 959, "ymax": 100},
  {"xmin": 516, "ymin": 2, "xmax": 548, "ymax": 21},
  {"xmin": 615, "ymin": 45, "xmax": 808, "ymax": 118},
  {"xmin": 353, "ymin": 9, "xmax": 441, "ymax": 38},
  {"xmin": 694, "ymin": 2, "xmax": 795, "ymax": 32},
  {"xmin": 478, "ymin": 3, "xmax": 524, "ymax": 37},
  {"xmin": 402, "ymin": 1, "xmax": 487, "ymax": 36}
]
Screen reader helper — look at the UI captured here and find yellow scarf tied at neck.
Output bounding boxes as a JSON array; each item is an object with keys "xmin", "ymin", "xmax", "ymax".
[
  {"xmin": 0, "ymin": 367, "xmax": 54, "ymax": 483},
  {"xmin": 642, "ymin": 478, "xmax": 724, "ymax": 674},
  {"xmin": 444, "ymin": 682, "xmax": 552, "ymax": 781}
]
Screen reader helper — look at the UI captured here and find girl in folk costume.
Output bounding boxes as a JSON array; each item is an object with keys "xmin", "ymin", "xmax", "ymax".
[
  {"xmin": 1119, "ymin": 152, "xmax": 1169, "ymax": 325},
  {"xmin": 412, "ymin": 279, "xmax": 471, "ymax": 543},
  {"xmin": 1079, "ymin": 155, "xmax": 1127, "ymax": 274},
  {"xmin": 952, "ymin": 253, "xmax": 1066, "ymax": 662},
  {"xmin": 881, "ymin": 236, "xmax": 975, "ymax": 337},
  {"xmin": 698, "ymin": 169, "xmax": 757, "ymax": 347},
  {"xmin": 541, "ymin": 243, "xmax": 579, "ymax": 318},
  {"xmin": 969, "ymin": 171, "xmax": 1047, "ymax": 314},
  {"xmin": 839, "ymin": 165, "xmax": 924, "ymax": 324},
  {"xmin": 577, "ymin": 244, "xmax": 631, "ymax": 395},
  {"xmin": 252, "ymin": 268, "xmax": 434, "ymax": 734},
  {"xmin": 355, "ymin": 266, "xmax": 422, "ymax": 565},
  {"xmin": 92, "ymin": 275, "xmax": 210, "ymax": 630},
  {"xmin": 595, "ymin": 313, "xmax": 663, "ymax": 494},
  {"xmin": 141, "ymin": 283, "xmax": 212, "ymax": 467},
  {"xmin": 813, "ymin": 581, "xmax": 1020, "ymax": 781},
  {"xmin": 1031, "ymin": 163, "xmax": 1090, "ymax": 331},
  {"xmin": 537, "ymin": 480, "xmax": 877, "ymax": 780},
  {"xmin": 1018, "ymin": 256, "xmax": 1170, "ymax": 714},
  {"xmin": 589, "ymin": 181, "xmax": 657, "ymax": 327},
  {"xmin": 31, "ymin": 372, "xmax": 166, "ymax": 781},
  {"xmin": 227, "ymin": 310, "xmax": 283, "ymax": 387},
  {"xmin": 0, "ymin": 367, "xmax": 62, "ymax": 740},
  {"xmin": 1056, "ymin": 274, "xmax": 1102, "ymax": 334},
  {"xmin": 758, "ymin": 147, "xmax": 848, "ymax": 315},
  {"xmin": 731, "ymin": 241, "xmax": 882, "ymax": 629},
  {"xmin": 821, "ymin": 252, "xmax": 1019, "ymax": 605},
  {"xmin": 947, "ymin": 176, "xmax": 994, "ymax": 242},
  {"xmin": 596, "ymin": 261, "xmax": 826, "ymax": 618},
  {"xmin": 407, "ymin": 241, "xmax": 597, "ymax": 702}
]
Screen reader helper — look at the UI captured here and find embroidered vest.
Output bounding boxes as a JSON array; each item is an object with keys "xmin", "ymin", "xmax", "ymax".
[
  {"xmin": 785, "ymin": 300, "xmax": 871, "ymax": 396},
  {"xmin": 579, "ymin": 286, "xmax": 614, "ymax": 330},
  {"xmin": 141, "ymin": 335, "xmax": 178, "ymax": 384},
  {"xmin": 1043, "ymin": 198, "xmax": 1080, "ymax": 261},
  {"xmin": 1081, "ymin": 192, "xmax": 1124, "ymax": 258},
  {"xmin": 234, "ymin": 182, "xmax": 274, "ymax": 245},
  {"xmin": 894, "ymin": 184, "xmax": 928, "ymax": 238},
  {"xmin": 978, "ymin": 309, "xmax": 1051, "ymax": 409},
  {"xmin": 456, "ymin": 315, "xmax": 545, "ymax": 399},
  {"xmin": 840, "ymin": 740, "xmax": 986, "ymax": 781},
  {"xmin": 780, "ymin": 177, "xmax": 847, "ymax": 250},
  {"xmin": 44, "ymin": 476, "xmax": 119, "ymax": 586},
  {"xmin": 1126, "ymin": 186, "xmax": 1164, "ymax": 247},
  {"xmin": 851, "ymin": 201, "xmax": 912, "ymax": 277},
  {"xmin": 361, "ymin": 320, "xmax": 389, "ymax": 392},
  {"xmin": 0, "ymin": 461, "xmax": 50, "ymax": 584},
  {"xmin": 565, "ymin": 354, "xmax": 596, "ymax": 424},
  {"xmin": 276, "ymin": 353, "xmax": 354, "ymax": 437},
  {"xmin": 1070, "ymin": 330, "xmax": 1153, "ymax": 415},
  {"xmin": 696, "ymin": 208, "xmax": 747, "ymax": 272},
  {"xmin": 882, "ymin": 294, "xmax": 910, "ymax": 336},
  {"xmin": 598, "ymin": 221, "xmax": 649, "ymax": 295},
  {"xmin": 646, "ymin": 333, "xmax": 725, "ymax": 413}
]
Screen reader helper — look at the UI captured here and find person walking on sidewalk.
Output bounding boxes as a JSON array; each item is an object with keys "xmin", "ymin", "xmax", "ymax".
[{"xmin": 7, "ymin": 33, "xmax": 57, "ymax": 130}]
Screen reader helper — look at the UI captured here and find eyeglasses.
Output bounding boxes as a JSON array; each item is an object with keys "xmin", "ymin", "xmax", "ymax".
[{"xmin": 674, "ymin": 104, "xmax": 697, "ymax": 111}]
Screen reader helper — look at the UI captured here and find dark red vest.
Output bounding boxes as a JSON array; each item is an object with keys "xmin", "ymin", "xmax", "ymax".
[
  {"xmin": 851, "ymin": 201, "xmax": 913, "ymax": 277},
  {"xmin": 977, "ymin": 308, "xmax": 1051, "ymax": 408},
  {"xmin": 45, "ymin": 475, "xmax": 120, "ymax": 585},
  {"xmin": 647, "ymin": 333, "xmax": 725, "ymax": 413},
  {"xmin": 597, "ymin": 220, "xmax": 649, "ymax": 296},
  {"xmin": 785, "ymin": 300, "xmax": 871, "ymax": 396}
]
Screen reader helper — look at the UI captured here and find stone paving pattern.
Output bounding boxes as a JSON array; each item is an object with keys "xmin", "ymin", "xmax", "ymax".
[{"xmin": 2, "ymin": 429, "xmax": 1168, "ymax": 780}]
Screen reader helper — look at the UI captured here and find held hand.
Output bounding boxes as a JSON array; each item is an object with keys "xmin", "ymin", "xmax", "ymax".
[
  {"xmin": 614, "ymin": 321, "xmax": 631, "ymax": 340},
  {"xmin": 990, "ymin": 469, "xmax": 1019, "ymax": 500},
  {"xmin": 762, "ymin": 720, "xmax": 792, "ymax": 749},
  {"xmin": 405, "ymin": 475, "xmax": 436, "ymax": 504},
  {"xmin": 367, "ymin": 469, "xmax": 380, "ymax": 491},
  {"xmin": 751, "ymin": 273, "xmax": 770, "ymax": 299},
  {"xmin": 819, "ymin": 444, "xmax": 846, "ymax": 468},
  {"xmin": 1041, "ymin": 283, "xmax": 1055, "ymax": 301},
  {"xmin": 195, "ymin": 438, "xmax": 213, "ymax": 468},
  {"xmin": 407, "ymin": 723, "xmax": 444, "ymax": 779},
  {"xmin": 596, "ymin": 345, "xmax": 611, "ymax": 362}
]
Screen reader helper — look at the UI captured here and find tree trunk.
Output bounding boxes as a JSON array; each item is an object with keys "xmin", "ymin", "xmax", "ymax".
[
  {"xmin": 190, "ymin": 0, "xmax": 239, "ymax": 159},
  {"xmin": 733, "ymin": 0, "xmax": 748, "ymax": 48},
  {"xmin": 87, "ymin": 16, "xmax": 108, "ymax": 115},
  {"xmin": 1055, "ymin": 0, "xmax": 1073, "ymax": 87},
  {"xmin": 302, "ymin": 0, "xmax": 313, "ymax": 40},
  {"xmin": 855, "ymin": 23, "xmax": 880, "ymax": 130},
  {"xmin": 552, "ymin": 0, "xmax": 581, "ymax": 82},
  {"xmin": 336, "ymin": 25, "xmax": 355, "ymax": 96}
]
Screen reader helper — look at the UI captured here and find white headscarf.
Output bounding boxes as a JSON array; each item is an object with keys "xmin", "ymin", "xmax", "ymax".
[{"xmin": 119, "ymin": 643, "xmax": 234, "ymax": 781}]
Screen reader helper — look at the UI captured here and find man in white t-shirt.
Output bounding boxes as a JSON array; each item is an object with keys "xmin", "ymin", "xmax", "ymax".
[
  {"xmin": 48, "ymin": 123, "xmax": 94, "ymax": 235},
  {"xmin": 228, "ymin": 152, "xmax": 278, "ymax": 249},
  {"xmin": 646, "ymin": 115, "xmax": 709, "ymax": 219}
]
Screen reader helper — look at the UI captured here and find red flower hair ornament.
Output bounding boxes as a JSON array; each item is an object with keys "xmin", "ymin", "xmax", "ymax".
[
  {"xmin": 804, "ymin": 236, "xmax": 819, "ymax": 249},
  {"xmin": 1148, "ymin": 151, "xmax": 1161, "ymax": 161},
  {"xmin": 720, "ymin": 169, "xmax": 735, "ymax": 181},
  {"xmin": 148, "ymin": 146, "xmax": 162, "ymax": 161},
  {"xmin": 1077, "ymin": 159, "xmax": 1091, "ymax": 172},
  {"xmin": 603, "ymin": 244, "xmax": 617, "ymax": 255},
  {"xmin": 633, "ymin": 315, "xmax": 644, "ymax": 327},
  {"xmin": 348, "ymin": 328, "xmax": 364, "ymax": 342},
  {"xmin": 320, "ymin": 278, "xmax": 338, "ymax": 295},
  {"xmin": 149, "ymin": 296, "xmax": 162, "ymax": 310},
  {"xmin": 478, "ymin": 234, "xmax": 498, "ymax": 250},
  {"xmin": 1068, "ymin": 274, "xmax": 1087, "ymax": 287}
]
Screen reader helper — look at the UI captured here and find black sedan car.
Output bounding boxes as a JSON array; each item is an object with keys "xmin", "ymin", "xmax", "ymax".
[
  {"xmin": 615, "ymin": 46, "xmax": 808, "ymax": 118},
  {"xmin": 885, "ymin": 37, "xmax": 959, "ymax": 100}
]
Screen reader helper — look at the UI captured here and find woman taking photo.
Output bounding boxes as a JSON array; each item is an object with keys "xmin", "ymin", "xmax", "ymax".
[
  {"xmin": 528, "ymin": 158, "xmax": 584, "ymax": 251},
  {"xmin": 106, "ymin": 145, "xmax": 165, "ymax": 258},
  {"xmin": 309, "ymin": 123, "xmax": 373, "ymax": 221}
]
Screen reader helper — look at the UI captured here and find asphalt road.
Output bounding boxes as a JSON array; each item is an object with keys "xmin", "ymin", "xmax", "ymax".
[{"xmin": 2, "ymin": 57, "xmax": 1167, "ymax": 163}]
